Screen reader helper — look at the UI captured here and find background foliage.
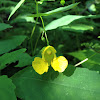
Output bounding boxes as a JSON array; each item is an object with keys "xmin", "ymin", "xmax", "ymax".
[{"xmin": 0, "ymin": 0, "xmax": 100, "ymax": 100}]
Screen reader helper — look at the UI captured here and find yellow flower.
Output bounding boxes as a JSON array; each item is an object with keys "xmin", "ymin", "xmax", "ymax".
[
  {"xmin": 51, "ymin": 56, "xmax": 68, "ymax": 72},
  {"xmin": 42, "ymin": 46, "xmax": 56, "ymax": 65},
  {"xmin": 32, "ymin": 57, "xmax": 48, "ymax": 75},
  {"xmin": 32, "ymin": 46, "xmax": 68, "ymax": 75}
]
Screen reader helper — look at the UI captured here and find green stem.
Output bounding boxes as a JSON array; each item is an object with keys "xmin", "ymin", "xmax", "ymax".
[
  {"xmin": 30, "ymin": 17, "xmax": 38, "ymax": 56},
  {"xmin": 45, "ymin": 32, "xmax": 49, "ymax": 46},
  {"xmin": 33, "ymin": 32, "xmax": 42, "ymax": 56},
  {"xmin": 30, "ymin": 0, "xmax": 39, "ymax": 56},
  {"xmin": 40, "ymin": 16, "xmax": 49, "ymax": 45},
  {"xmin": 31, "ymin": 17, "xmax": 38, "ymax": 38}
]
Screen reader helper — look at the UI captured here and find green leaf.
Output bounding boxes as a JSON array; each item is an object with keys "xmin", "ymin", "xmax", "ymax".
[
  {"xmin": 61, "ymin": 24, "xmax": 94, "ymax": 33},
  {"xmin": 45, "ymin": 2, "xmax": 79, "ymax": 15},
  {"xmin": 0, "ymin": 23, "xmax": 12, "ymax": 31},
  {"xmin": 0, "ymin": 35, "xmax": 27, "ymax": 55},
  {"xmin": 10, "ymin": 15, "xmax": 37, "ymax": 24},
  {"xmin": 45, "ymin": 15, "xmax": 100, "ymax": 31},
  {"xmin": 0, "ymin": 75, "xmax": 17, "ymax": 100},
  {"xmin": 45, "ymin": 15, "xmax": 85, "ymax": 31},
  {"xmin": 68, "ymin": 49, "xmax": 100, "ymax": 69},
  {"xmin": 0, "ymin": 48, "xmax": 26, "ymax": 70},
  {"xmin": 8, "ymin": 0, "xmax": 25, "ymax": 20},
  {"xmin": 11, "ymin": 66, "xmax": 100, "ymax": 100},
  {"xmin": 28, "ymin": 3, "xmax": 79, "ymax": 17},
  {"xmin": 15, "ymin": 53, "xmax": 33, "ymax": 67}
]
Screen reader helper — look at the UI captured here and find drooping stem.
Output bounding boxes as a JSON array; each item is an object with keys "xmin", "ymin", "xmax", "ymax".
[
  {"xmin": 30, "ymin": 17, "xmax": 38, "ymax": 56},
  {"xmin": 33, "ymin": 32, "xmax": 42, "ymax": 56},
  {"xmin": 31, "ymin": 17, "xmax": 38, "ymax": 38},
  {"xmin": 44, "ymin": 32, "xmax": 49, "ymax": 46},
  {"xmin": 30, "ymin": 1, "xmax": 39, "ymax": 56},
  {"xmin": 40, "ymin": 16, "xmax": 49, "ymax": 45}
]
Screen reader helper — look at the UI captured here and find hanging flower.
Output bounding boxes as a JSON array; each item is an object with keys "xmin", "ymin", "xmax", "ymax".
[
  {"xmin": 51, "ymin": 56, "xmax": 68, "ymax": 72},
  {"xmin": 32, "ymin": 57, "xmax": 48, "ymax": 75},
  {"xmin": 32, "ymin": 46, "xmax": 68, "ymax": 75},
  {"xmin": 42, "ymin": 46, "xmax": 56, "ymax": 65}
]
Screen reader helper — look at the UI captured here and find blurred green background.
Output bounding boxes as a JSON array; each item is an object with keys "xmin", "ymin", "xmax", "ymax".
[{"xmin": 0, "ymin": 0, "xmax": 100, "ymax": 100}]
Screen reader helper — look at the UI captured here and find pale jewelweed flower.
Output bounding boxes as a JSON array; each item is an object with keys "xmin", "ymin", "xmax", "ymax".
[
  {"xmin": 51, "ymin": 56, "xmax": 68, "ymax": 72},
  {"xmin": 42, "ymin": 46, "xmax": 56, "ymax": 65},
  {"xmin": 32, "ymin": 57, "xmax": 48, "ymax": 75},
  {"xmin": 32, "ymin": 46, "xmax": 68, "ymax": 75}
]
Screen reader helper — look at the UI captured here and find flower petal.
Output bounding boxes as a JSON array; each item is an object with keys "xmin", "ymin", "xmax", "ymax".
[
  {"xmin": 32, "ymin": 57, "xmax": 49, "ymax": 75},
  {"xmin": 51, "ymin": 56, "xmax": 68, "ymax": 72},
  {"xmin": 42, "ymin": 46, "xmax": 56, "ymax": 65}
]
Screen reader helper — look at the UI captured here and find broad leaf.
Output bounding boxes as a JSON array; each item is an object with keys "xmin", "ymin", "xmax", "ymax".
[
  {"xmin": 15, "ymin": 53, "xmax": 33, "ymax": 67},
  {"xmin": 11, "ymin": 66, "xmax": 100, "ymax": 100},
  {"xmin": 61, "ymin": 24, "xmax": 94, "ymax": 33},
  {"xmin": 68, "ymin": 49, "xmax": 100, "ymax": 69},
  {"xmin": 45, "ymin": 15, "xmax": 85, "ymax": 31},
  {"xmin": 0, "ymin": 48, "xmax": 26, "ymax": 70},
  {"xmin": 0, "ymin": 75, "xmax": 17, "ymax": 100},
  {"xmin": 28, "ymin": 3, "xmax": 79, "ymax": 17},
  {"xmin": 8, "ymin": 0, "xmax": 25, "ymax": 20},
  {"xmin": 0, "ymin": 23, "xmax": 12, "ymax": 31},
  {"xmin": 45, "ymin": 15, "xmax": 100, "ymax": 31},
  {"xmin": 0, "ymin": 35, "xmax": 27, "ymax": 55}
]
